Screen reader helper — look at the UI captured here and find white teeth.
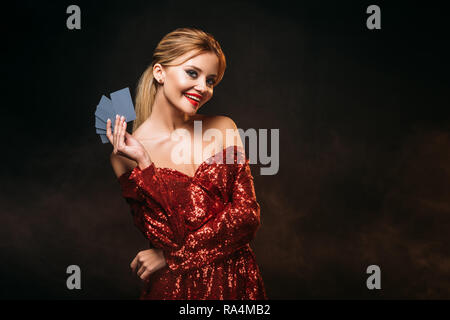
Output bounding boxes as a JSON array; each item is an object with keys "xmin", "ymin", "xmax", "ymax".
[{"xmin": 184, "ymin": 94, "xmax": 200, "ymax": 102}]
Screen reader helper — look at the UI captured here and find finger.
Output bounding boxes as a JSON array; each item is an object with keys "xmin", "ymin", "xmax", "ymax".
[
  {"xmin": 124, "ymin": 130, "xmax": 136, "ymax": 147},
  {"xmin": 118, "ymin": 116, "xmax": 125, "ymax": 149},
  {"xmin": 130, "ymin": 255, "xmax": 138, "ymax": 273},
  {"xmin": 114, "ymin": 114, "xmax": 120, "ymax": 137},
  {"xmin": 106, "ymin": 119, "xmax": 113, "ymax": 143},
  {"xmin": 124, "ymin": 130, "xmax": 131, "ymax": 139},
  {"xmin": 122, "ymin": 119, "xmax": 127, "ymax": 136},
  {"xmin": 116, "ymin": 116, "xmax": 123, "ymax": 148},
  {"xmin": 113, "ymin": 114, "xmax": 120, "ymax": 151},
  {"xmin": 120, "ymin": 119, "xmax": 127, "ymax": 149},
  {"xmin": 136, "ymin": 263, "xmax": 149, "ymax": 278},
  {"xmin": 140, "ymin": 269, "xmax": 152, "ymax": 281}
]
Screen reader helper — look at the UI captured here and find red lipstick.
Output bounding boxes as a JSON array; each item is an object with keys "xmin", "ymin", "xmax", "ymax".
[
  {"xmin": 185, "ymin": 92, "xmax": 202, "ymax": 99},
  {"xmin": 183, "ymin": 93, "xmax": 201, "ymax": 108}
]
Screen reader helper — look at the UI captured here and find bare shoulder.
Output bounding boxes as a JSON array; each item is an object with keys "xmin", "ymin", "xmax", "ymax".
[
  {"xmin": 110, "ymin": 152, "xmax": 136, "ymax": 179},
  {"xmin": 203, "ymin": 115, "xmax": 243, "ymax": 148},
  {"xmin": 204, "ymin": 115, "xmax": 237, "ymax": 129}
]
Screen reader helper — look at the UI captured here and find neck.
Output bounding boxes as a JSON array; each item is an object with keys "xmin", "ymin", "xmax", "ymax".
[{"xmin": 148, "ymin": 88, "xmax": 194, "ymax": 135}]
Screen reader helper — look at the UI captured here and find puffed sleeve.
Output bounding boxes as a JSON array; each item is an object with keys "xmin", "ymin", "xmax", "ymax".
[
  {"xmin": 163, "ymin": 156, "xmax": 261, "ymax": 275},
  {"xmin": 117, "ymin": 163, "xmax": 183, "ymax": 250}
]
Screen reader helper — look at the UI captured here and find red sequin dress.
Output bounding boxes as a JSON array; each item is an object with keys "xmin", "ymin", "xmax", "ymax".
[{"xmin": 117, "ymin": 145, "xmax": 267, "ymax": 300}]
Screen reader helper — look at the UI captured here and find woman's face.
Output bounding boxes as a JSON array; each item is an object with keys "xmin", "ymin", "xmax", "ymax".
[{"xmin": 154, "ymin": 50, "xmax": 219, "ymax": 114}]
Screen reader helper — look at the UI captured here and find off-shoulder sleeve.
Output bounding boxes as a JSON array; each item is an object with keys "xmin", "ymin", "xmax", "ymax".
[
  {"xmin": 163, "ymin": 156, "xmax": 261, "ymax": 275},
  {"xmin": 117, "ymin": 163, "xmax": 183, "ymax": 249}
]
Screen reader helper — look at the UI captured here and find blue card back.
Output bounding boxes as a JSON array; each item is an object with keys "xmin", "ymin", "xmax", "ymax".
[
  {"xmin": 95, "ymin": 95, "xmax": 115, "ymax": 122},
  {"xmin": 110, "ymin": 87, "xmax": 136, "ymax": 122}
]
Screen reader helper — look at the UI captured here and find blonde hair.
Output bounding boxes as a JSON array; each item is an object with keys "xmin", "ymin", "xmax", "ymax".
[{"xmin": 132, "ymin": 27, "xmax": 227, "ymax": 133}]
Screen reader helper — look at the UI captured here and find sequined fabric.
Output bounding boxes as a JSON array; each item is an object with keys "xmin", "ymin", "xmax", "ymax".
[{"xmin": 117, "ymin": 145, "xmax": 267, "ymax": 300}]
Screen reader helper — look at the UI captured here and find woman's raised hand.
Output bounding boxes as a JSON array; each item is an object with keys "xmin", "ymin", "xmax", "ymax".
[{"xmin": 106, "ymin": 115, "xmax": 151, "ymax": 168}]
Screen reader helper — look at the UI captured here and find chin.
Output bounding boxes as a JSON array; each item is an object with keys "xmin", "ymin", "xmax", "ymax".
[
  {"xmin": 187, "ymin": 108, "xmax": 198, "ymax": 116},
  {"xmin": 181, "ymin": 101, "xmax": 199, "ymax": 114}
]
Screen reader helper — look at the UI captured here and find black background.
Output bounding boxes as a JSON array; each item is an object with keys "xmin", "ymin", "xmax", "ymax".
[{"xmin": 2, "ymin": 0, "xmax": 449, "ymax": 299}]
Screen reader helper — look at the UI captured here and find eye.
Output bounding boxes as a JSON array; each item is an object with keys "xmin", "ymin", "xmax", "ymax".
[
  {"xmin": 186, "ymin": 69, "xmax": 216, "ymax": 86},
  {"xmin": 186, "ymin": 70, "xmax": 198, "ymax": 78}
]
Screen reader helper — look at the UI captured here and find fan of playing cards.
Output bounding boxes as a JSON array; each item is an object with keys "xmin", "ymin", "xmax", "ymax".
[{"xmin": 94, "ymin": 87, "xmax": 136, "ymax": 144}]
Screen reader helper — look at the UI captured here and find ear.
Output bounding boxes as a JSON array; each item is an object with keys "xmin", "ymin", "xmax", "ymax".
[{"xmin": 153, "ymin": 63, "xmax": 165, "ymax": 83}]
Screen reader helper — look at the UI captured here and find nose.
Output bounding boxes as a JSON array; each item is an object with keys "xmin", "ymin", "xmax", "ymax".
[
  {"xmin": 194, "ymin": 84, "xmax": 206, "ymax": 94},
  {"xmin": 194, "ymin": 77, "xmax": 209, "ymax": 94}
]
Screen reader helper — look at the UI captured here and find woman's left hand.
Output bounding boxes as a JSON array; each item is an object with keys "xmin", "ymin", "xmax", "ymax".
[{"xmin": 130, "ymin": 249, "xmax": 167, "ymax": 281}]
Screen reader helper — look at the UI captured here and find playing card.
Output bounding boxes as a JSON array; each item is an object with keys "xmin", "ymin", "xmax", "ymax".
[
  {"xmin": 95, "ymin": 116, "xmax": 107, "ymax": 129},
  {"xmin": 96, "ymin": 127, "xmax": 106, "ymax": 134},
  {"xmin": 99, "ymin": 134, "xmax": 109, "ymax": 144},
  {"xmin": 96, "ymin": 115, "xmax": 123, "ymax": 133},
  {"xmin": 95, "ymin": 95, "xmax": 115, "ymax": 122},
  {"xmin": 95, "ymin": 115, "xmax": 118, "ymax": 137},
  {"xmin": 94, "ymin": 87, "xmax": 136, "ymax": 144},
  {"xmin": 95, "ymin": 96, "xmax": 115, "ymax": 135},
  {"xmin": 110, "ymin": 87, "xmax": 136, "ymax": 122}
]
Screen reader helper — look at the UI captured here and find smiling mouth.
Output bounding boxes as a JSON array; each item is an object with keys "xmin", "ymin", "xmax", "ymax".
[{"xmin": 183, "ymin": 93, "xmax": 200, "ymax": 108}]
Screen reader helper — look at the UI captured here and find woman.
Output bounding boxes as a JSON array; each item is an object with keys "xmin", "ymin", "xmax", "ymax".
[{"xmin": 107, "ymin": 27, "xmax": 267, "ymax": 299}]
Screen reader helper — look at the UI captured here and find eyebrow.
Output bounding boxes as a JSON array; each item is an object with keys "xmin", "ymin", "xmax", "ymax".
[{"xmin": 185, "ymin": 65, "xmax": 217, "ymax": 78}]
